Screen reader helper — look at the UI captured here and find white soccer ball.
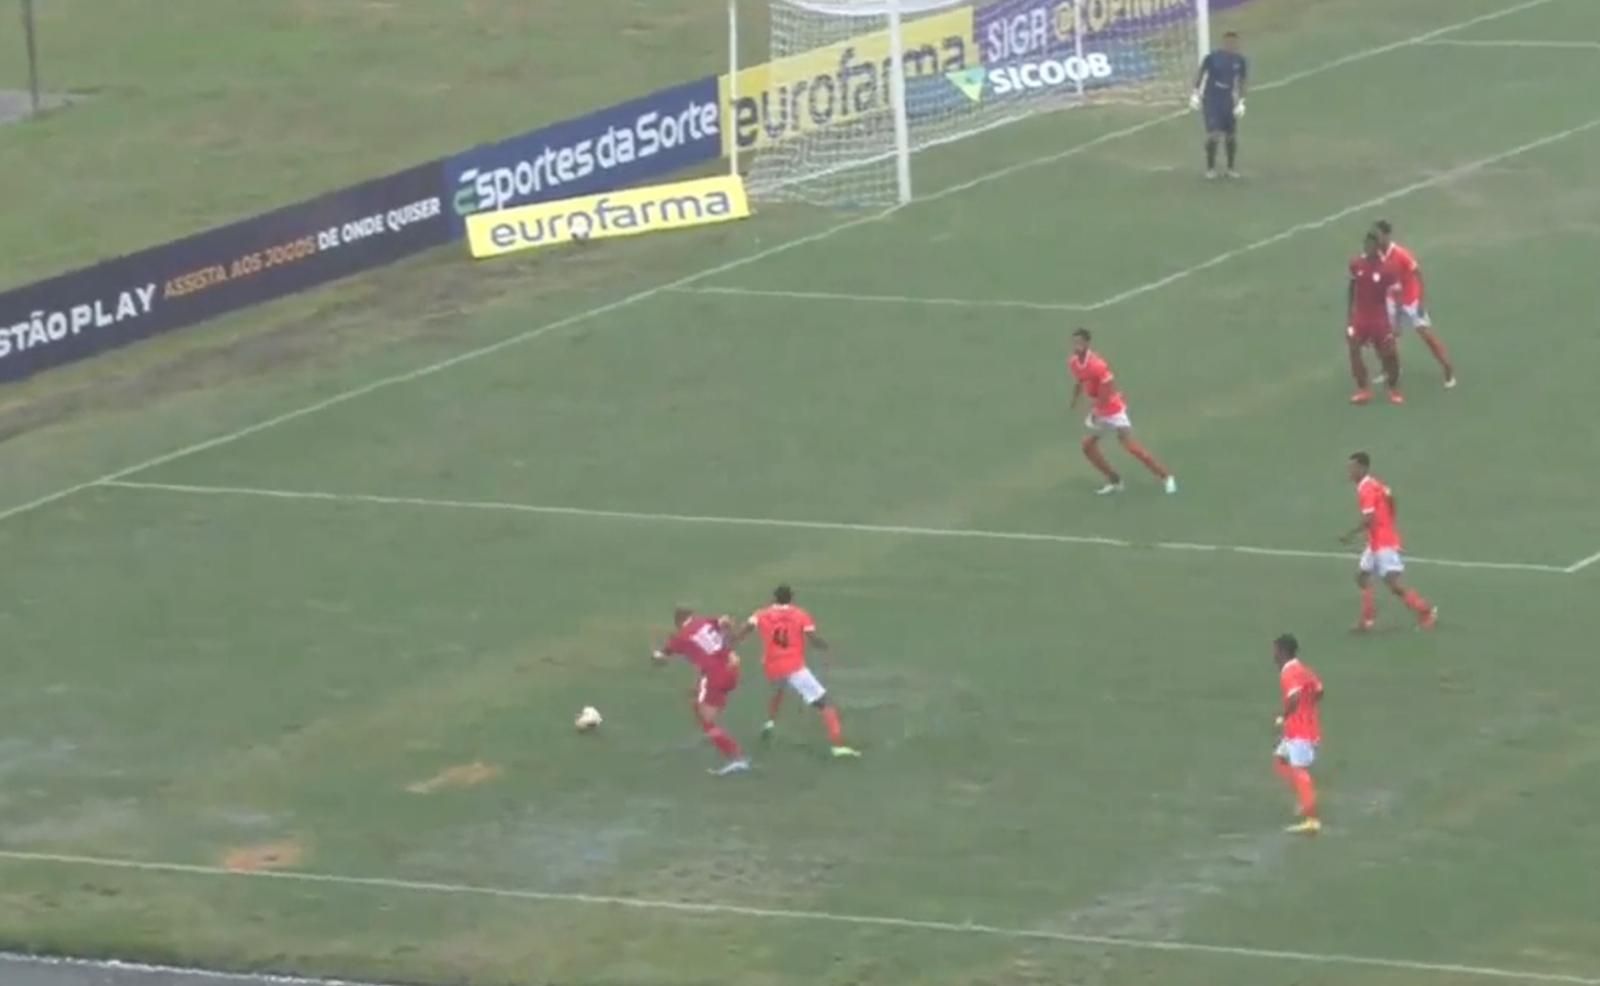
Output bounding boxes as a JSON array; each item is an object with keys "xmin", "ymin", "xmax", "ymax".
[{"xmin": 575, "ymin": 706, "xmax": 603, "ymax": 731}]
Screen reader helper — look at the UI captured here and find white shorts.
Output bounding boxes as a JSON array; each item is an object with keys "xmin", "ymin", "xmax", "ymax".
[
  {"xmin": 776, "ymin": 667, "xmax": 827, "ymax": 705},
  {"xmin": 1275, "ymin": 738, "xmax": 1317, "ymax": 768},
  {"xmin": 1084, "ymin": 410, "xmax": 1132, "ymax": 432},
  {"xmin": 1386, "ymin": 298, "xmax": 1432, "ymax": 332},
  {"xmin": 1359, "ymin": 547, "xmax": 1405, "ymax": 577}
]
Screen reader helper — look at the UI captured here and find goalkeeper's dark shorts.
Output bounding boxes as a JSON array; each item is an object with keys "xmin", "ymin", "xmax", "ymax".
[{"xmin": 1204, "ymin": 96, "xmax": 1237, "ymax": 134}]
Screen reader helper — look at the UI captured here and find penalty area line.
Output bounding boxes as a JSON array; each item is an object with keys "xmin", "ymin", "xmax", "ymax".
[
  {"xmin": 0, "ymin": 849, "xmax": 1594, "ymax": 986},
  {"xmin": 0, "ymin": 950, "xmax": 398, "ymax": 986},
  {"xmin": 1566, "ymin": 548, "xmax": 1600, "ymax": 574},
  {"xmin": 1419, "ymin": 39, "xmax": 1600, "ymax": 51},
  {"xmin": 99, "ymin": 479, "xmax": 1571, "ymax": 574}
]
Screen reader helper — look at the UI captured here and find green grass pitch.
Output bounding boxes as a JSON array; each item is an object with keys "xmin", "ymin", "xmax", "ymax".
[{"xmin": 1, "ymin": 1, "xmax": 1599, "ymax": 984}]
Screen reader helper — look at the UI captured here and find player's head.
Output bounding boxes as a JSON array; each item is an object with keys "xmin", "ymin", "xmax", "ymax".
[
  {"xmin": 1362, "ymin": 230, "xmax": 1381, "ymax": 260},
  {"xmin": 773, "ymin": 584, "xmax": 794, "ymax": 605},
  {"xmin": 1273, "ymin": 633, "xmax": 1299, "ymax": 666},
  {"xmin": 1070, "ymin": 327, "xmax": 1092, "ymax": 357},
  {"xmin": 1222, "ymin": 30, "xmax": 1240, "ymax": 52},
  {"xmin": 672, "ymin": 606, "xmax": 694, "ymax": 627},
  {"xmin": 1347, "ymin": 450, "xmax": 1371, "ymax": 482},
  {"xmin": 1372, "ymin": 219, "xmax": 1394, "ymax": 248}
]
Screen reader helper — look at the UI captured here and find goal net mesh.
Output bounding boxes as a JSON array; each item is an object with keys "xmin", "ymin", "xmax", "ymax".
[{"xmin": 742, "ymin": 0, "xmax": 1202, "ymax": 207}]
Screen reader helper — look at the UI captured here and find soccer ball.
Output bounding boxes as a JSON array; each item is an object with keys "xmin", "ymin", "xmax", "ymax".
[{"xmin": 574, "ymin": 706, "xmax": 603, "ymax": 731}]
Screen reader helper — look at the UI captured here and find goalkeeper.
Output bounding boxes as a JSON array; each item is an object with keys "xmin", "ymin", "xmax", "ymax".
[{"xmin": 1189, "ymin": 30, "xmax": 1247, "ymax": 179}]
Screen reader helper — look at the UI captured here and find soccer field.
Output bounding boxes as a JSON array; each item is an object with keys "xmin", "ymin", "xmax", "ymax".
[{"xmin": 3, "ymin": 0, "xmax": 1600, "ymax": 984}]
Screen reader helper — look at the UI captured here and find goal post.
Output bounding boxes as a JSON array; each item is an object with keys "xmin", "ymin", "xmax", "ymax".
[{"xmin": 728, "ymin": 0, "xmax": 1213, "ymax": 209}]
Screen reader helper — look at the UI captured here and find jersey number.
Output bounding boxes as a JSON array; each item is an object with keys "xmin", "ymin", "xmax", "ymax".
[
  {"xmin": 771, "ymin": 627, "xmax": 790, "ymax": 647},
  {"xmin": 690, "ymin": 625, "xmax": 725, "ymax": 653}
]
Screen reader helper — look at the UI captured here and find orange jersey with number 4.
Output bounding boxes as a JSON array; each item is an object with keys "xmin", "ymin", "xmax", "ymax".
[
  {"xmin": 750, "ymin": 604, "xmax": 815, "ymax": 678},
  {"xmin": 1356, "ymin": 474, "xmax": 1402, "ymax": 551}
]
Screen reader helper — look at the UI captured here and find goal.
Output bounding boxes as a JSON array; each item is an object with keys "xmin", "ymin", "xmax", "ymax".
[{"xmin": 730, "ymin": 0, "xmax": 1212, "ymax": 208}]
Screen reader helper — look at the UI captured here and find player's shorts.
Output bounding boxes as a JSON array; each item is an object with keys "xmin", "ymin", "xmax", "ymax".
[
  {"xmin": 773, "ymin": 667, "xmax": 827, "ymax": 705},
  {"xmin": 1386, "ymin": 298, "xmax": 1432, "ymax": 332},
  {"xmin": 1358, "ymin": 547, "xmax": 1405, "ymax": 577},
  {"xmin": 1275, "ymin": 738, "xmax": 1317, "ymax": 768},
  {"xmin": 1347, "ymin": 321, "xmax": 1394, "ymax": 346},
  {"xmin": 1203, "ymin": 96, "xmax": 1237, "ymax": 134},
  {"xmin": 695, "ymin": 669, "xmax": 740, "ymax": 710},
  {"xmin": 1084, "ymin": 409, "xmax": 1133, "ymax": 433}
]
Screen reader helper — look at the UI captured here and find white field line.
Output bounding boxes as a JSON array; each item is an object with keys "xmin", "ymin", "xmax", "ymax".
[
  {"xmin": 1420, "ymin": 38, "xmax": 1600, "ymax": 50},
  {"xmin": 101, "ymin": 480, "xmax": 1570, "ymax": 574},
  {"xmin": 0, "ymin": 850, "xmax": 1594, "ymax": 986},
  {"xmin": 684, "ymin": 113, "xmax": 1600, "ymax": 315},
  {"xmin": 1566, "ymin": 548, "xmax": 1600, "ymax": 574},
  {"xmin": 0, "ymin": 0, "xmax": 1558, "ymax": 528},
  {"xmin": 0, "ymin": 951, "xmax": 395, "ymax": 986}
]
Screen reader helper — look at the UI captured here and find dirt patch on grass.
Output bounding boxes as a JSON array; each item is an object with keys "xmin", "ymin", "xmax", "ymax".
[
  {"xmin": 406, "ymin": 760, "xmax": 501, "ymax": 794},
  {"xmin": 219, "ymin": 839, "xmax": 305, "ymax": 873}
]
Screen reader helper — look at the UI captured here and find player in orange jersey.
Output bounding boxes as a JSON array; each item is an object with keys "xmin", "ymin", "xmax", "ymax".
[
  {"xmin": 1067, "ymin": 328, "xmax": 1177, "ymax": 496},
  {"xmin": 1271, "ymin": 633, "xmax": 1324, "ymax": 835},
  {"xmin": 1373, "ymin": 220, "xmax": 1456, "ymax": 388},
  {"xmin": 733, "ymin": 585, "xmax": 860, "ymax": 759},
  {"xmin": 1340, "ymin": 452, "xmax": 1438, "ymax": 632}
]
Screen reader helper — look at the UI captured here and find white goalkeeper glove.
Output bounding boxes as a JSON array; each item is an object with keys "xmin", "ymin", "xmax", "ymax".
[
  {"xmin": 1188, "ymin": 90, "xmax": 1201, "ymax": 111},
  {"xmin": 1233, "ymin": 98, "xmax": 1246, "ymax": 118}
]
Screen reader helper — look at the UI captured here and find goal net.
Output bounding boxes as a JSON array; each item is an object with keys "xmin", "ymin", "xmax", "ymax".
[{"xmin": 739, "ymin": 0, "xmax": 1208, "ymax": 208}]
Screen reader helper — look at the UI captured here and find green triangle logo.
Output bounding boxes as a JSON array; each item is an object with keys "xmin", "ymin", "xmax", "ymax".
[{"xmin": 946, "ymin": 67, "xmax": 987, "ymax": 103}]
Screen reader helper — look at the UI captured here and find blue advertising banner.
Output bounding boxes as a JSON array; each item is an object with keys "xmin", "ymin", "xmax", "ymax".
[
  {"xmin": 0, "ymin": 161, "xmax": 450, "ymax": 382},
  {"xmin": 445, "ymin": 76, "xmax": 722, "ymax": 230}
]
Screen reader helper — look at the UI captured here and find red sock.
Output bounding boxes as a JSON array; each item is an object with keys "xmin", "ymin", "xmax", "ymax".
[
  {"xmin": 1402, "ymin": 588, "xmax": 1432, "ymax": 617},
  {"xmin": 819, "ymin": 706, "xmax": 843, "ymax": 745},
  {"xmin": 702, "ymin": 721, "xmax": 742, "ymax": 760},
  {"xmin": 1360, "ymin": 585, "xmax": 1376, "ymax": 624},
  {"xmin": 1291, "ymin": 767, "xmax": 1317, "ymax": 818},
  {"xmin": 1081, "ymin": 437, "xmax": 1118, "ymax": 482},
  {"xmin": 1122, "ymin": 438, "xmax": 1170, "ymax": 479},
  {"xmin": 766, "ymin": 689, "xmax": 784, "ymax": 721},
  {"xmin": 1348, "ymin": 342, "xmax": 1370, "ymax": 388},
  {"xmin": 1418, "ymin": 328, "xmax": 1454, "ymax": 378}
]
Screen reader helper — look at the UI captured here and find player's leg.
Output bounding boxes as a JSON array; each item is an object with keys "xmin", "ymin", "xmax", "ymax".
[
  {"xmin": 1221, "ymin": 111, "xmax": 1239, "ymax": 176},
  {"xmin": 1346, "ymin": 328, "xmax": 1373, "ymax": 403},
  {"xmin": 695, "ymin": 680, "xmax": 748, "ymax": 772},
  {"xmin": 1408, "ymin": 305, "xmax": 1455, "ymax": 386},
  {"xmin": 762, "ymin": 682, "xmax": 785, "ymax": 738},
  {"xmin": 1203, "ymin": 125, "xmax": 1221, "ymax": 178},
  {"xmin": 1376, "ymin": 334, "xmax": 1403, "ymax": 404},
  {"xmin": 1354, "ymin": 555, "xmax": 1377, "ymax": 630},
  {"xmin": 1080, "ymin": 425, "xmax": 1123, "ymax": 494},
  {"xmin": 1279, "ymin": 741, "xmax": 1321, "ymax": 833},
  {"xmin": 1381, "ymin": 561, "xmax": 1437, "ymax": 628},
  {"xmin": 1112, "ymin": 422, "xmax": 1176, "ymax": 493},
  {"xmin": 789, "ymin": 669, "xmax": 859, "ymax": 757}
]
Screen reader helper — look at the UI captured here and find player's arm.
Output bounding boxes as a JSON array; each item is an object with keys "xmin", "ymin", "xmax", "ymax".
[
  {"xmin": 1236, "ymin": 57, "xmax": 1248, "ymax": 100},
  {"xmin": 652, "ymin": 640, "xmax": 674, "ymax": 664},
  {"xmin": 1190, "ymin": 59, "xmax": 1208, "ymax": 109},
  {"xmin": 1069, "ymin": 378, "xmax": 1083, "ymax": 409},
  {"xmin": 1340, "ymin": 509, "xmax": 1374, "ymax": 545},
  {"xmin": 726, "ymin": 614, "xmax": 758, "ymax": 647},
  {"xmin": 1346, "ymin": 273, "xmax": 1358, "ymax": 329},
  {"xmin": 805, "ymin": 627, "xmax": 829, "ymax": 651}
]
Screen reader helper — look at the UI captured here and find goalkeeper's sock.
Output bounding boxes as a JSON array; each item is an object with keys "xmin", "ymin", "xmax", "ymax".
[
  {"xmin": 1225, "ymin": 136, "xmax": 1238, "ymax": 169},
  {"xmin": 1205, "ymin": 138, "xmax": 1219, "ymax": 171}
]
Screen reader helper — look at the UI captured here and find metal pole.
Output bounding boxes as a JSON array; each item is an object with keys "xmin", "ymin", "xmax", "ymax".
[
  {"xmin": 21, "ymin": 0, "xmax": 41, "ymax": 117},
  {"xmin": 727, "ymin": 0, "xmax": 739, "ymax": 177}
]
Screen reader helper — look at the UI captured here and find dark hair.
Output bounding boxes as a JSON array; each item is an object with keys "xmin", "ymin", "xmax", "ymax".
[
  {"xmin": 1374, "ymin": 219, "xmax": 1393, "ymax": 235},
  {"xmin": 1364, "ymin": 230, "xmax": 1380, "ymax": 247},
  {"xmin": 1275, "ymin": 633, "xmax": 1299, "ymax": 657},
  {"xmin": 1071, "ymin": 327, "xmax": 1092, "ymax": 342},
  {"xmin": 1349, "ymin": 451, "xmax": 1371, "ymax": 468},
  {"xmin": 774, "ymin": 584, "xmax": 793, "ymax": 604}
]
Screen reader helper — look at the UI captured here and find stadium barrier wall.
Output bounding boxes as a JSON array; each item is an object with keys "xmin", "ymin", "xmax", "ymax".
[{"xmin": 0, "ymin": 76, "xmax": 723, "ymax": 384}]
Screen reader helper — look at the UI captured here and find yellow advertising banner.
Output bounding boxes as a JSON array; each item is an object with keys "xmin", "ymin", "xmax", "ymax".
[
  {"xmin": 466, "ymin": 174, "xmax": 751, "ymax": 259},
  {"xmin": 718, "ymin": 6, "xmax": 976, "ymax": 155}
]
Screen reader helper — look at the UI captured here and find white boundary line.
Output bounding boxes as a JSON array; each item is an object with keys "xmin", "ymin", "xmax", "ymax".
[
  {"xmin": 0, "ymin": 951, "xmax": 394, "ymax": 986},
  {"xmin": 0, "ymin": 0, "xmax": 1559, "ymax": 528},
  {"xmin": 101, "ymin": 479, "xmax": 1571, "ymax": 574},
  {"xmin": 0, "ymin": 849, "xmax": 1594, "ymax": 985},
  {"xmin": 1566, "ymin": 548, "xmax": 1600, "ymax": 574},
  {"xmin": 681, "ymin": 114, "xmax": 1600, "ymax": 314},
  {"xmin": 1420, "ymin": 38, "xmax": 1600, "ymax": 50}
]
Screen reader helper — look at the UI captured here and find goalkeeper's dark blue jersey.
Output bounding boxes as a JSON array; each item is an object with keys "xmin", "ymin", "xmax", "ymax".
[{"xmin": 1198, "ymin": 51, "xmax": 1247, "ymax": 99}]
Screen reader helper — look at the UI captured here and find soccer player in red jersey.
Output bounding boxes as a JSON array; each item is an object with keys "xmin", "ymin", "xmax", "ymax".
[
  {"xmin": 735, "ymin": 585, "xmax": 860, "ymax": 759},
  {"xmin": 1271, "ymin": 633, "xmax": 1324, "ymax": 835},
  {"xmin": 1374, "ymin": 220, "xmax": 1456, "ymax": 388},
  {"xmin": 1347, "ymin": 231, "xmax": 1404, "ymax": 405},
  {"xmin": 1339, "ymin": 452, "xmax": 1438, "ymax": 632},
  {"xmin": 1067, "ymin": 328, "xmax": 1177, "ymax": 496},
  {"xmin": 653, "ymin": 607, "xmax": 750, "ymax": 776}
]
